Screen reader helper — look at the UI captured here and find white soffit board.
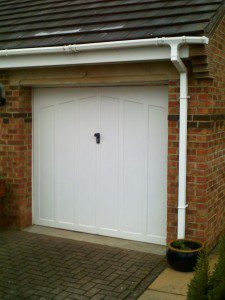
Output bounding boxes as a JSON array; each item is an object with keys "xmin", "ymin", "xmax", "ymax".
[{"xmin": 0, "ymin": 45, "xmax": 189, "ymax": 69}]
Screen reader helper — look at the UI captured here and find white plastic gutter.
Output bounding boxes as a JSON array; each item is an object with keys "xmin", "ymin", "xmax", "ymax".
[
  {"xmin": 0, "ymin": 36, "xmax": 207, "ymax": 56},
  {"xmin": 0, "ymin": 35, "xmax": 208, "ymax": 239}
]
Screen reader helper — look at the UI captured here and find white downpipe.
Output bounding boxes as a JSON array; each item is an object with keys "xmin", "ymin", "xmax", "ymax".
[
  {"xmin": 170, "ymin": 42, "xmax": 188, "ymax": 239},
  {"xmin": 177, "ymin": 72, "xmax": 188, "ymax": 239},
  {"xmin": 0, "ymin": 35, "xmax": 208, "ymax": 239}
]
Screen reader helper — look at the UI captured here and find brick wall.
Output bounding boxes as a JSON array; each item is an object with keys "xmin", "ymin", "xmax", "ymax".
[
  {"xmin": 204, "ymin": 14, "xmax": 225, "ymax": 248},
  {"xmin": 0, "ymin": 72, "xmax": 32, "ymax": 228},
  {"xmin": 167, "ymin": 15, "xmax": 225, "ymax": 248}
]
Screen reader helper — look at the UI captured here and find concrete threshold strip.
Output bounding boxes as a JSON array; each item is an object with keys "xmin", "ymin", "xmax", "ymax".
[{"xmin": 24, "ymin": 225, "xmax": 166, "ymax": 255}]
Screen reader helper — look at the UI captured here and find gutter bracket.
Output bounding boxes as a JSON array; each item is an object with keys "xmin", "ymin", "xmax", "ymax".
[
  {"xmin": 3, "ymin": 50, "xmax": 8, "ymax": 56},
  {"xmin": 63, "ymin": 45, "xmax": 79, "ymax": 53}
]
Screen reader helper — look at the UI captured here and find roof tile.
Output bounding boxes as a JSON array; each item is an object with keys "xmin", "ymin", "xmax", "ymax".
[{"xmin": 0, "ymin": 0, "xmax": 223, "ymax": 50}]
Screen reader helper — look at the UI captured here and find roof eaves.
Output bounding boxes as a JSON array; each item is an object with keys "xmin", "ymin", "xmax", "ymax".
[{"xmin": 204, "ymin": 0, "xmax": 225, "ymax": 36}]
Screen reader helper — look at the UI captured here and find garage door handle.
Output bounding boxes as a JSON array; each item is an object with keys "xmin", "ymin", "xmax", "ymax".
[{"xmin": 94, "ymin": 133, "xmax": 100, "ymax": 144}]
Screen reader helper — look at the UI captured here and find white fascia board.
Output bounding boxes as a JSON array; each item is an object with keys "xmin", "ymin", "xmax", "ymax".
[{"xmin": 0, "ymin": 45, "xmax": 189, "ymax": 69}]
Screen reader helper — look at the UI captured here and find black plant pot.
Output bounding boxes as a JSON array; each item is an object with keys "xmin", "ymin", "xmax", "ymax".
[{"xmin": 166, "ymin": 239, "xmax": 203, "ymax": 272}]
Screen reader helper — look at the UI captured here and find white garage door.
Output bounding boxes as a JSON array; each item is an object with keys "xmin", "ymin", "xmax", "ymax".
[{"xmin": 33, "ymin": 86, "xmax": 168, "ymax": 245}]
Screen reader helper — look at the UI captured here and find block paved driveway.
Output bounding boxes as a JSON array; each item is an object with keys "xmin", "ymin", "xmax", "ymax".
[{"xmin": 0, "ymin": 230, "xmax": 166, "ymax": 300}]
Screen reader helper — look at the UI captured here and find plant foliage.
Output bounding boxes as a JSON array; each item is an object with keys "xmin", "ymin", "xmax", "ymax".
[
  {"xmin": 187, "ymin": 234, "xmax": 225, "ymax": 300},
  {"xmin": 208, "ymin": 235, "xmax": 225, "ymax": 300},
  {"xmin": 187, "ymin": 248, "xmax": 209, "ymax": 300},
  {"xmin": 172, "ymin": 240, "xmax": 192, "ymax": 250}
]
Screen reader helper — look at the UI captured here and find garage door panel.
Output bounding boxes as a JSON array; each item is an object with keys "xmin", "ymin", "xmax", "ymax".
[
  {"xmin": 77, "ymin": 97, "xmax": 98, "ymax": 228},
  {"xmin": 103, "ymin": 87, "xmax": 166, "ymax": 105},
  {"xmin": 34, "ymin": 86, "xmax": 168, "ymax": 245},
  {"xmin": 39, "ymin": 105, "xmax": 55, "ymax": 221},
  {"xmin": 56, "ymin": 101, "xmax": 75, "ymax": 224},
  {"xmin": 147, "ymin": 106, "xmax": 167, "ymax": 239},
  {"xmin": 121, "ymin": 100, "xmax": 147, "ymax": 234},
  {"xmin": 97, "ymin": 97, "xmax": 119, "ymax": 231}
]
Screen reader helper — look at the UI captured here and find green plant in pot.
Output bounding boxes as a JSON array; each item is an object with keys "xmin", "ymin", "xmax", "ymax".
[
  {"xmin": 167, "ymin": 239, "xmax": 203, "ymax": 272},
  {"xmin": 0, "ymin": 174, "xmax": 6, "ymax": 198}
]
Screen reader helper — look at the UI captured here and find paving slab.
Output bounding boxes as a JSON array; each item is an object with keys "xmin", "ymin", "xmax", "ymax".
[
  {"xmin": 209, "ymin": 254, "xmax": 219, "ymax": 271},
  {"xmin": 141, "ymin": 252, "xmax": 219, "ymax": 299},
  {"xmin": 139, "ymin": 290, "xmax": 186, "ymax": 300},
  {"xmin": 0, "ymin": 230, "xmax": 166, "ymax": 299},
  {"xmin": 148, "ymin": 267, "xmax": 193, "ymax": 296}
]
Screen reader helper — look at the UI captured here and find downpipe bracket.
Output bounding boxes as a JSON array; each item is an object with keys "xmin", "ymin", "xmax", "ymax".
[
  {"xmin": 178, "ymin": 204, "xmax": 188, "ymax": 210},
  {"xmin": 180, "ymin": 96, "xmax": 190, "ymax": 100}
]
